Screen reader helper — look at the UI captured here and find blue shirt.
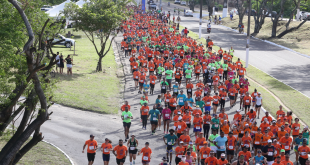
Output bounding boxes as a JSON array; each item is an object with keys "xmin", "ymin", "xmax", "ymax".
[
  {"xmin": 254, "ymin": 156, "xmax": 265, "ymax": 165},
  {"xmin": 184, "ymin": 97, "xmax": 194, "ymax": 107},
  {"xmin": 177, "ymin": 94, "xmax": 187, "ymax": 106},
  {"xmin": 214, "ymin": 136, "xmax": 227, "ymax": 151},
  {"xmin": 183, "ymin": 63, "xmax": 189, "ymax": 70},
  {"xmin": 143, "ymin": 84, "xmax": 150, "ymax": 91},
  {"xmin": 173, "ymin": 85, "xmax": 179, "ymax": 93}
]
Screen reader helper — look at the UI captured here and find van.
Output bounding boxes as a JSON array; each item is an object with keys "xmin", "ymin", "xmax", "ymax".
[{"xmin": 174, "ymin": 0, "xmax": 181, "ymax": 4}]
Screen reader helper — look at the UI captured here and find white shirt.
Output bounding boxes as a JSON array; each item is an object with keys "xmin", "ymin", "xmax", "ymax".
[
  {"xmin": 208, "ymin": 24, "xmax": 211, "ymax": 28},
  {"xmin": 255, "ymin": 96, "xmax": 262, "ymax": 105},
  {"xmin": 56, "ymin": 55, "xmax": 60, "ymax": 64}
]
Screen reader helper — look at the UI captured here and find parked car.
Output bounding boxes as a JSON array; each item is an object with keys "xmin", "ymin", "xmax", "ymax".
[
  {"xmin": 266, "ymin": 11, "xmax": 277, "ymax": 17},
  {"xmin": 52, "ymin": 34, "xmax": 75, "ymax": 48},
  {"xmin": 230, "ymin": 8, "xmax": 238, "ymax": 15},
  {"xmin": 174, "ymin": 0, "xmax": 181, "ymax": 4},
  {"xmin": 296, "ymin": 11, "xmax": 310, "ymax": 20},
  {"xmin": 41, "ymin": 5, "xmax": 53, "ymax": 12},
  {"xmin": 149, "ymin": 3, "xmax": 157, "ymax": 10},
  {"xmin": 184, "ymin": 10, "xmax": 193, "ymax": 17},
  {"xmin": 181, "ymin": 1, "xmax": 186, "ymax": 5},
  {"xmin": 147, "ymin": 0, "xmax": 153, "ymax": 4}
]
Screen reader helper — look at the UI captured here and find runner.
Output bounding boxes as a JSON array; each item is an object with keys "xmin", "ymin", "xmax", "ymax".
[
  {"xmin": 83, "ymin": 134, "xmax": 98, "ymax": 165},
  {"xmin": 175, "ymin": 141, "xmax": 186, "ymax": 165},
  {"xmin": 227, "ymin": 132, "xmax": 237, "ymax": 163},
  {"xmin": 162, "ymin": 104, "xmax": 172, "ymax": 134},
  {"xmin": 101, "ymin": 138, "xmax": 112, "ymax": 165},
  {"xmin": 163, "ymin": 129, "xmax": 178, "ymax": 164},
  {"xmin": 122, "ymin": 107, "xmax": 133, "ymax": 141},
  {"xmin": 141, "ymin": 103, "xmax": 149, "ymax": 130},
  {"xmin": 113, "ymin": 139, "xmax": 128, "ymax": 165},
  {"xmin": 209, "ymin": 129, "xmax": 220, "ymax": 157},
  {"xmin": 148, "ymin": 105, "xmax": 160, "ymax": 135},
  {"xmin": 214, "ymin": 131, "xmax": 227, "ymax": 159},
  {"xmin": 231, "ymin": 155, "xmax": 248, "ymax": 165},
  {"xmin": 205, "ymin": 150, "xmax": 218, "ymax": 165},
  {"xmin": 218, "ymin": 153, "xmax": 228, "ymax": 165},
  {"xmin": 127, "ymin": 135, "xmax": 138, "ymax": 165},
  {"xmin": 254, "ymin": 92, "xmax": 263, "ymax": 119},
  {"xmin": 262, "ymin": 139, "xmax": 275, "ymax": 165},
  {"xmin": 138, "ymin": 142, "xmax": 152, "ymax": 165},
  {"xmin": 199, "ymin": 141, "xmax": 211, "ymax": 165},
  {"xmin": 193, "ymin": 113, "xmax": 203, "ymax": 138}
]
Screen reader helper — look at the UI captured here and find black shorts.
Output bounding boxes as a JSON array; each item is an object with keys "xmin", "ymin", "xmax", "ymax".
[
  {"xmin": 227, "ymin": 149, "xmax": 234, "ymax": 155},
  {"xmin": 134, "ymin": 79, "xmax": 138, "ymax": 81},
  {"xmin": 161, "ymin": 89, "xmax": 166, "ymax": 94},
  {"xmin": 129, "ymin": 149, "xmax": 138, "ymax": 154},
  {"xmin": 238, "ymin": 133, "xmax": 244, "ymax": 138},
  {"xmin": 102, "ymin": 153, "xmax": 110, "ymax": 161},
  {"xmin": 245, "ymin": 105, "xmax": 250, "ymax": 109},
  {"xmin": 87, "ymin": 153, "xmax": 96, "ymax": 162},
  {"xmin": 123, "ymin": 122, "xmax": 131, "ymax": 129},
  {"xmin": 151, "ymin": 120, "xmax": 158, "ymax": 125},
  {"xmin": 229, "ymin": 96, "xmax": 235, "ymax": 100},
  {"xmin": 187, "ymin": 124, "xmax": 191, "ymax": 128},
  {"xmin": 196, "ymin": 73, "xmax": 200, "ymax": 76},
  {"xmin": 116, "ymin": 158, "xmax": 126, "ymax": 164},
  {"xmin": 212, "ymin": 103, "xmax": 218, "ymax": 106},
  {"xmin": 177, "ymin": 133, "xmax": 183, "ymax": 138},
  {"xmin": 256, "ymin": 104, "xmax": 262, "ymax": 108},
  {"xmin": 254, "ymin": 144, "xmax": 262, "ymax": 149},
  {"xmin": 150, "ymin": 84, "xmax": 155, "ymax": 88},
  {"xmin": 170, "ymin": 106, "xmax": 176, "ymax": 111},
  {"xmin": 175, "ymin": 78, "xmax": 181, "ymax": 83},
  {"xmin": 139, "ymin": 82, "xmax": 144, "ymax": 87}
]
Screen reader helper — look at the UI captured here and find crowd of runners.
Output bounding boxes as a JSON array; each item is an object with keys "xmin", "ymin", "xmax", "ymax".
[{"xmin": 82, "ymin": 5, "xmax": 310, "ymax": 165}]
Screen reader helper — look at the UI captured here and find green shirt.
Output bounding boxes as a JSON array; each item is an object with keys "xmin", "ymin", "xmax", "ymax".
[
  {"xmin": 230, "ymin": 49, "xmax": 234, "ymax": 55},
  {"xmin": 211, "ymin": 118, "xmax": 220, "ymax": 129},
  {"xmin": 222, "ymin": 64, "xmax": 228, "ymax": 71},
  {"xmin": 157, "ymin": 66, "xmax": 165, "ymax": 74},
  {"xmin": 140, "ymin": 100, "xmax": 148, "ymax": 106},
  {"xmin": 149, "ymin": 109, "xmax": 160, "ymax": 121},
  {"xmin": 183, "ymin": 45, "xmax": 189, "ymax": 51},
  {"xmin": 142, "ymin": 37, "xmax": 147, "ymax": 42},
  {"xmin": 122, "ymin": 111, "xmax": 133, "ymax": 123},
  {"xmin": 164, "ymin": 134, "xmax": 178, "ymax": 145},
  {"xmin": 209, "ymin": 134, "xmax": 219, "ymax": 146},
  {"xmin": 185, "ymin": 69, "xmax": 192, "ymax": 78},
  {"xmin": 196, "ymin": 101, "xmax": 205, "ymax": 111},
  {"xmin": 232, "ymin": 78, "xmax": 239, "ymax": 84},
  {"xmin": 187, "ymin": 145, "xmax": 196, "ymax": 152},
  {"xmin": 165, "ymin": 70, "xmax": 173, "ymax": 79}
]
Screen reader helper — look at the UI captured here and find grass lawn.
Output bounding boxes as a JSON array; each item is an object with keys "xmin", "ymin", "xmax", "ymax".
[
  {"xmin": 0, "ymin": 135, "xmax": 70, "ymax": 165},
  {"xmin": 221, "ymin": 15, "xmax": 310, "ymax": 56},
  {"xmin": 179, "ymin": 25, "xmax": 310, "ymax": 127},
  {"xmin": 51, "ymin": 30, "xmax": 122, "ymax": 114}
]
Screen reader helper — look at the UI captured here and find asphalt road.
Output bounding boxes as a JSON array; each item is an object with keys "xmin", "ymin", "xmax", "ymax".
[
  {"xmin": 23, "ymin": 4, "xmax": 306, "ymax": 165},
  {"xmin": 158, "ymin": 2, "xmax": 310, "ymax": 98}
]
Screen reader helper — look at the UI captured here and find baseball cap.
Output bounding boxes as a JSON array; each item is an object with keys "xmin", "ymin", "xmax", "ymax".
[
  {"xmin": 131, "ymin": 134, "xmax": 135, "ymax": 137},
  {"xmin": 203, "ymin": 141, "xmax": 208, "ymax": 144},
  {"xmin": 178, "ymin": 116, "xmax": 182, "ymax": 120},
  {"xmin": 178, "ymin": 111, "xmax": 181, "ymax": 114},
  {"xmin": 280, "ymin": 149, "xmax": 285, "ymax": 152},
  {"xmin": 90, "ymin": 134, "xmax": 95, "ymax": 137},
  {"xmin": 180, "ymin": 141, "xmax": 184, "ymax": 143},
  {"xmin": 189, "ymin": 141, "xmax": 193, "ymax": 145},
  {"xmin": 145, "ymin": 142, "xmax": 149, "ymax": 145},
  {"xmin": 258, "ymin": 92, "xmax": 261, "ymax": 94},
  {"xmin": 268, "ymin": 139, "xmax": 272, "ymax": 143},
  {"xmin": 236, "ymin": 109, "xmax": 241, "ymax": 112},
  {"xmin": 285, "ymin": 122, "xmax": 289, "ymax": 125},
  {"xmin": 221, "ymin": 153, "xmax": 225, "ymax": 157}
]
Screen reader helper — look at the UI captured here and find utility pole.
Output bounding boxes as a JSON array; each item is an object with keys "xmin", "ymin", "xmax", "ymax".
[
  {"xmin": 160, "ymin": 0, "xmax": 162, "ymax": 9},
  {"xmin": 199, "ymin": 0, "xmax": 202, "ymax": 38},
  {"xmin": 245, "ymin": 0, "xmax": 251, "ymax": 68}
]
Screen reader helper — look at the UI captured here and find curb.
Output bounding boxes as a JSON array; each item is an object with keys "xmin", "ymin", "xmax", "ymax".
[{"xmin": 42, "ymin": 140, "xmax": 74, "ymax": 165}]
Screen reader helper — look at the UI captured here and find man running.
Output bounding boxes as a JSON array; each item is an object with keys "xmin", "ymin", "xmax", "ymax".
[
  {"xmin": 83, "ymin": 134, "xmax": 98, "ymax": 165},
  {"xmin": 138, "ymin": 142, "xmax": 152, "ymax": 165},
  {"xmin": 122, "ymin": 107, "xmax": 133, "ymax": 142},
  {"xmin": 113, "ymin": 139, "xmax": 128, "ymax": 165},
  {"xmin": 148, "ymin": 105, "xmax": 160, "ymax": 135},
  {"xmin": 163, "ymin": 129, "xmax": 178, "ymax": 164}
]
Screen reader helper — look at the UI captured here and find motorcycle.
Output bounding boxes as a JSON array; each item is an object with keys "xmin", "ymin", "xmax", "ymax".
[{"xmin": 207, "ymin": 28, "xmax": 211, "ymax": 33}]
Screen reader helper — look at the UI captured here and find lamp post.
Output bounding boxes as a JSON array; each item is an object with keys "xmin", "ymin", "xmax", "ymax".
[{"xmin": 245, "ymin": 0, "xmax": 251, "ymax": 68}]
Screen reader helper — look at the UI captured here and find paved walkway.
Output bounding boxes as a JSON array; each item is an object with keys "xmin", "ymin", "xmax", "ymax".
[{"xmin": 160, "ymin": 2, "xmax": 310, "ymax": 98}]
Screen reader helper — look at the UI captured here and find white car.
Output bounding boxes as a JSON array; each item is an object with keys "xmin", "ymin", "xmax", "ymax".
[
  {"xmin": 296, "ymin": 11, "xmax": 310, "ymax": 20},
  {"xmin": 174, "ymin": 0, "xmax": 181, "ymax": 4},
  {"xmin": 181, "ymin": 1, "xmax": 186, "ymax": 5},
  {"xmin": 41, "ymin": 5, "xmax": 53, "ymax": 12},
  {"xmin": 184, "ymin": 10, "xmax": 193, "ymax": 17},
  {"xmin": 52, "ymin": 34, "xmax": 75, "ymax": 48}
]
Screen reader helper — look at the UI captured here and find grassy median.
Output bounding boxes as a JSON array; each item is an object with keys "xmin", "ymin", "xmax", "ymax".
[
  {"xmin": 179, "ymin": 25, "xmax": 310, "ymax": 126},
  {"xmin": 52, "ymin": 30, "xmax": 122, "ymax": 114}
]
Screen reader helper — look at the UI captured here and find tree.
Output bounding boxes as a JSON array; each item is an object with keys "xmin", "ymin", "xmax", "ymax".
[
  {"xmin": 0, "ymin": 0, "xmax": 64, "ymax": 164},
  {"xmin": 206, "ymin": 0, "xmax": 215, "ymax": 17},
  {"xmin": 270, "ymin": 0, "xmax": 286, "ymax": 37},
  {"xmin": 66, "ymin": 0, "xmax": 133, "ymax": 72},
  {"xmin": 236, "ymin": 0, "xmax": 247, "ymax": 24},
  {"xmin": 252, "ymin": 0, "xmax": 269, "ymax": 34}
]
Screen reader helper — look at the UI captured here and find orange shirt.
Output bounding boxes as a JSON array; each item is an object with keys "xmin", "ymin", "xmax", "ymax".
[
  {"xmin": 277, "ymin": 130, "xmax": 287, "ymax": 140},
  {"xmin": 101, "ymin": 143, "xmax": 112, "ymax": 154},
  {"xmin": 85, "ymin": 140, "xmax": 98, "ymax": 153},
  {"xmin": 195, "ymin": 137, "xmax": 206, "ymax": 150},
  {"xmin": 121, "ymin": 104, "xmax": 131, "ymax": 111},
  {"xmin": 218, "ymin": 159, "xmax": 228, "ymax": 165},
  {"xmin": 203, "ymin": 115, "xmax": 212, "ymax": 124},
  {"xmin": 233, "ymin": 113, "xmax": 242, "ymax": 121},
  {"xmin": 261, "ymin": 134, "xmax": 271, "ymax": 146},
  {"xmin": 227, "ymin": 136, "xmax": 237, "ymax": 150},
  {"xmin": 205, "ymin": 156, "xmax": 218, "ymax": 165},
  {"xmin": 253, "ymin": 133, "xmax": 263, "ymax": 145},
  {"xmin": 169, "ymin": 98, "xmax": 177, "ymax": 107},
  {"xmin": 221, "ymin": 124, "xmax": 230, "ymax": 134},
  {"xmin": 219, "ymin": 91, "xmax": 227, "ymax": 100},
  {"xmin": 183, "ymin": 114, "xmax": 192, "ymax": 124},
  {"xmin": 149, "ymin": 75, "xmax": 157, "ymax": 84},
  {"xmin": 241, "ymin": 136, "xmax": 252, "ymax": 148},
  {"xmin": 212, "ymin": 75, "xmax": 220, "ymax": 82},
  {"xmin": 281, "ymin": 160, "xmax": 294, "ymax": 165},
  {"xmin": 291, "ymin": 123, "xmax": 300, "ymax": 136},
  {"xmin": 199, "ymin": 147, "xmax": 211, "ymax": 159},
  {"xmin": 213, "ymin": 96, "xmax": 220, "ymax": 104},
  {"xmin": 239, "ymin": 68, "xmax": 246, "ymax": 75},
  {"xmin": 243, "ymin": 96, "xmax": 252, "ymax": 105},
  {"xmin": 113, "ymin": 145, "xmax": 128, "ymax": 159},
  {"xmin": 202, "ymin": 96, "xmax": 213, "ymax": 106},
  {"xmin": 176, "ymin": 121, "xmax": 187, "ymax": 133},
  {"xmin": 238, "ymin": 151, "xmax": 251, "ymax": 162},
  {"xmin": 175, "ymin": 146, "xmax": 185, "ymax": 157},
  {"xmin": 193, "ymin": 117, "xmax": 203, "ymax": 127},
  {"xmin": 228, "ymin": 88, "xmax": 237, "ymax": 96},
  {"xmin": 140, "ymin": 147, "xmax": 152, "ymax": 161},
  {"xmin": 179, "ymin": 162, "xmax": 190, "ymax": 165},
  {"xmin": 298, "ymin": 146, "xmax": 310, "ymax": 159},
  {"xmin": 247, "ymin": 111, "xmax": 257, "ymax": 119},
  {"xmin": 180, "ymin": 134, "xmax": 191, "ymax": 144},
  {"xmin": 141, "ymin": 106, "xmax": 149, "ymax": 116},
  {"xmin": 272, "ymin": 163, "xmax": 284, "ymax": 165},
  {"xmin": 279, "ymin": 137, "xmax": 292, "ymax": 151}
]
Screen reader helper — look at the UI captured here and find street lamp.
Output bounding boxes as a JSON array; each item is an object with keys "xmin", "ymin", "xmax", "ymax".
[{"xmin": 245, "ymin": 0, "xmax": 251, "ymax": 68}]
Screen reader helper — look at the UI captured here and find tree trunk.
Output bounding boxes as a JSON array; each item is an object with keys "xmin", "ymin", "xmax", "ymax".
[
  {"xmin": 271, "ymin": 19, "xmax": 278, "ymax": 37},
  {"xmin": 96, "ymin": 56, "xmax": 103, "ymax": 72}
]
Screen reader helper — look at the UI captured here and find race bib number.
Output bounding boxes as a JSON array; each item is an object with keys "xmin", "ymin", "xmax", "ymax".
[
  {"xmin": 130, "ymin": 147, "xmax": 135, "ymax": 150},
  {"xmin": 166, "ymin": 99, "xmax": 169, "ymax": 102},
  {"xmin": 152, "ymin": 81, "xmax": 155, "ymax": 83},
  {"xmin": 268, "ymin": 152, "xmax": 273, "ymax": 156},
  {"xmin": 134, "ymin": 66, "xmax": 137, "ymax": 69},
  {"xmin": 196, "ymin": 126, "xmax": 200, "ymax": 129},
  {"xmin": 179, "ymin": 99, "xmax": 183, "ymax": 103},
  {"xmin": 153, "ymin": 117, "xmax": 157, "ymax": 120},
  {"xmin": 244, "ymin": 144, "xmax": 249, "ymax": 147},
  {"xmin": 168, "ymin": 142, "xmax": 172, "ymax": 145},
  {"xmin": 178, "ymin": 125, "xmax": 181, "ymax": 129},
  {"xmin": 150, "ymin": 67, "xmax": 153, "ymax": 69},
  {"xmin": 222, "ymin": 97, "xmax": 225, "ymax": 99},
  {"xmin": 220, "ymin": 146, "xmax": 225, "ymax": 149},
  {"xmin": 207, "ymin": 102, "xmax": 210, "ymax": 105},
  {"xmin": 255, "ymin": 141, "xmax": 259, "ymax": 144},
  {"xmin": 229, "ymin": 146, "xmax": 233, "ymax": 149},
  {"xmin": 143, "ymin": 156, "xmax": 149, "ymax": 160},
  {"xmin": 104, "ymin": 148, "xmax": 109, "ymax": 152},
  {"xmin": 165, "ymin": 114, "xmax": 170, "ymax": 117},
  {"xmin": 203, "ymin": 154, "xmax": 208, "ymax": 158},
  {"xmin": 215, "ymin": 124, "xmax": 219, "ymax": 127},
  {"xmin": 89, "ymin": 146, "xmax": 94, "ymax": 150},
  {"xmin": 173, "ymin": 103, "xmax": 177, "ymax": 106},
  {"xmin": 214, "ymin": 99, "xmax": 218, "ymax": 102},
  {"xmin": 144, "ymin": 109, "xmax": 148, "ymax": 112},
  {"xmin": 162, "ymin": 86, "xmax": 166, "ymax": 89},
  {"xmin": 135, "ymin": 76, "xmax": 138, "ymax": 79},
  {"xmin": 285, "ymin": 146, "xmax": 289, "ymax": 150},
  {"xmin": 188, "ymin": 89, "xmax": 191, "ymax": 92}
]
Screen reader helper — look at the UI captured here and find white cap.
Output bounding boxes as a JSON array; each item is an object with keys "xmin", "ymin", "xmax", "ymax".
[
  {"xmin": 258, "ymin": 92, "xmax": 261, "ymax": 94},
  {"xmin": 180, "ymin": 141, "xmax": 184, "ymax": 143},
  {"xmin": 178, "ymin": 111, "xmax": 181, "ymax": 114},
  {"xmin": 268, "ymin": 139, "xmax": 272, "ymax": 143},
  {"xmin": 221, "ymin": 153, "xmax": 225, "ymax": 157},
  {"xmin": 236, "ymin": 109, "xmax": 241, "ymax": 112},
  {"xmin": 189, "ymin": 141, "xmax": 193, "ymax": 144},
  {"xmin": 178, "ymin": 116, "xmax": 182, "ymax": 120},
  {"xmin": 245, "ymin": 124, "xmax": 249, "ymax": 126}
]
